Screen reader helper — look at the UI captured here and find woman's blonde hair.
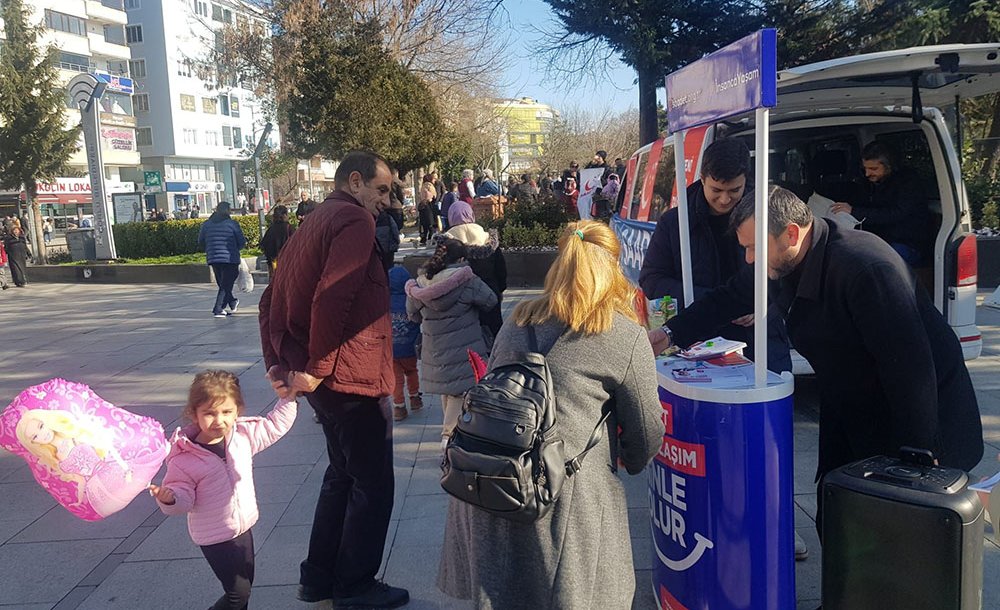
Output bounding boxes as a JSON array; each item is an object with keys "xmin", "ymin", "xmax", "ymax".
[
  {"xmin": 183, "ymin": 370, "xmax": 245, "ymax": 421},
  {"xmin": 513, "ymin": 220, "xmax": 637, "ymax": 335},
  {"xmin": 15, "ymin": 409, "xmax": 111, "ymax": 481}
]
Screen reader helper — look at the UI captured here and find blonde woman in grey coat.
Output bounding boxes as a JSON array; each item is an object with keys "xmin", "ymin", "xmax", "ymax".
[
  {"xmin": 437, "ymin": 220, "xmax": 663, "ymax": 609},
  {"xmin": 406, "ymin": 238, "xmax": 498, "ymax": 449}
]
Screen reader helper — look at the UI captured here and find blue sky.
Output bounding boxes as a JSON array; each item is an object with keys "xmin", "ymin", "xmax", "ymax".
[{"xmin": 499, "ymin": 0, "xmax": 640, "ymax": 114}]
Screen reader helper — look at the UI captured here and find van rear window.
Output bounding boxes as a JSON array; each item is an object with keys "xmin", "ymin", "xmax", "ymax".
[{"xmin": 649, "ymin": 145, "xmax": 677, "ymax": 222}]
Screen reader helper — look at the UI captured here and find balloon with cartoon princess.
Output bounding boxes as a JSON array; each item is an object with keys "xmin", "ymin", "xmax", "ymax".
[{"xmin": 0, "ymin": 379, "xmax": 169, "ymax": 521}]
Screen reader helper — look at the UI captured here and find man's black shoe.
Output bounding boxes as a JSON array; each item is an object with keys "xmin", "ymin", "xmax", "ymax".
[
  {"xmin": 335, "ymin": 581, "xmax": 409, "ymax": 609},
  {"xmin": 297, "ymin": 584, "xmax": 335, "ymax": 603}
]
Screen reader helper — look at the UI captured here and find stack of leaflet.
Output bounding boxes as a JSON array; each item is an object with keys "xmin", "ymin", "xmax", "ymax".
[{"xmin": 678, "ymin": 337, "xmax": 747, "ymax": 361}]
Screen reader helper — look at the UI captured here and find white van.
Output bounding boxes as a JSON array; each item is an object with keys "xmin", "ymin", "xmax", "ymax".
[{"xmin": 616, "ymin": 43, "xmax": 1000, "ymax": 362}]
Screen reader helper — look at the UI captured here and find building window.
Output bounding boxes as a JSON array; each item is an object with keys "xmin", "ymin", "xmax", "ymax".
[
  {"xmin": 45, "ymin": 10, "xmax": 86, "ymax": 36},
  {"xmin": 222, "ymin": 126, "xmax": 232, "ymax": 147},
  {"xmin": 202, "ymin": 97, "xmax": 218, "ymax": 114},
  {"xmin": 177, "ymin": 59, "xmax": 193, "ymax": 77},
  {"xmin": 233, "ymin": 127, "xmax": 242, "ymax": 147},
  {"xmin": 229, "ymin": 96, "xmax": 240, "ymax": 118},
  {"xmin": 193, "ymin": 0, "xmax": 208, "ymax": 16},
  {"xmin": 58, "ymin": 52, "xmax": 92, "ymax": 73},
  {"xmin": 205, "ymin": 131, "xmax": 219, "ymax": 146},
  {"xmin": 219, "ymin": 94, "xmax": 230, "ymax": 116},
  {"xmin": 125, "ymin": 24, "xmax": 143, "ymax": 44},
  {"xmin": 182, "ymin": 129, "xmax": 198, "ymax": 145},
  {"xmin": 134, "ymin": 94, "xmax": 150, "ymax": 113},
  {"xmin": 107, "ymin": 60, "xmax": 129, "ymax": 76},
  {"xmin": 125, "ymin": 0, "xmax": 141, "ymax": 9},
  {"xmin": 211, "ymin": 4, "xmax": 231, "ymax": 23},
  {"xmin": 129, "ymin": 58, "xmax": 146, "ymax": 78},
  {"xmin": 136, "ymin": 127, "xmax": 153, "ymax": 146},
  {"xmin": 179, "ymin": 94, "xmax": 196, "ymax": 111},
  {"xmin": 104, "ymin": 25, "xmax": 126, "ymax": 46}
]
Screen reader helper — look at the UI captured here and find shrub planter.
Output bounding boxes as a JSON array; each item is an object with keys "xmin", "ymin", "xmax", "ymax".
[
  {"xmin": 980, "ymin": 236, "xmax": 1000, "ymax": 289},
  {"xmin": 29, "ymin": 257, "xmax": 259, "ymax": 285},
  {"xmin": 402, "ymin": 249, "xmax": 556, "ymax": 287},
  {"xmin": 29, "ymin": 264, "xmax": 211, "ymax": 284}
]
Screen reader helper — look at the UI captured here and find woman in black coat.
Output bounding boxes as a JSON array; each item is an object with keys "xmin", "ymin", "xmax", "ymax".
[{"xmin": 3, "ymin": 227, "xmax": 29, "ymax": 287}]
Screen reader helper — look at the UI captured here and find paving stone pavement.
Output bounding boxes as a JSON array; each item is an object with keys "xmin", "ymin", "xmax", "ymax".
[{"xmin": 1, "ymin": 283, "xmax": 998, "ymax": 609}]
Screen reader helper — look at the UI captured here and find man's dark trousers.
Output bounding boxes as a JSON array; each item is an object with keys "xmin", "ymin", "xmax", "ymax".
[{"xmin": 300, "ymin": 386, "xmax": 394, "ymax": 597}]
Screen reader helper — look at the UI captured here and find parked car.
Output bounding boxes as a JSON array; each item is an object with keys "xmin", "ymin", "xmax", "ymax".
[{"xmin": 616, "ymin": 43, "xmax": 1000, "ymax": 366}]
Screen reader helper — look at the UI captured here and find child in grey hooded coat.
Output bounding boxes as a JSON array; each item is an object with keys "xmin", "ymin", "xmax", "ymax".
[{"xmin": 405, "ymin": 238, "xmax": 497, "ymax": 447}]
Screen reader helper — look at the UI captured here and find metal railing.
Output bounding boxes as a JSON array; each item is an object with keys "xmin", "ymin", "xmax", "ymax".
[{"xmin": 58, "ymin": 61, "xmax": 96, "ymax": 73}]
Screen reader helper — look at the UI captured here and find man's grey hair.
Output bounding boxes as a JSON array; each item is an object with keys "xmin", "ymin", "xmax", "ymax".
[
  {"xmin": 729, "ymin": 185, "xmax": 814, "ymax": 237},
  {"xmin": 482, "ymin": 169, "xmax": 493, "ymax": 179},
  {"xmin": 462, "ymin": 169, "xmax": 474, "ymax": 179}
]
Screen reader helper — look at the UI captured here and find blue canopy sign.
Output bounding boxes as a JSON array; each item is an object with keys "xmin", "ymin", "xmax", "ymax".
[
  {"xmin": 92, "ymin": 71, "xmax": 135, "ymax": 95},
  {"xmin": 665, "ymin": 29, "xmax": 777, "ymax": 134}
]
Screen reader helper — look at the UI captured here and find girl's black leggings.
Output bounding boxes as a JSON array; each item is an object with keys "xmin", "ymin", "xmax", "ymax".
[{"xmin": 200, "ymin": 528, "xmax": 254, "ymax": 610}]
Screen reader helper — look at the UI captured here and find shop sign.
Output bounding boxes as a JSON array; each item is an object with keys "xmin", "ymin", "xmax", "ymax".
[{"xmin": 100, "ymin": 126, "xmax": 136, "ymax": 152}]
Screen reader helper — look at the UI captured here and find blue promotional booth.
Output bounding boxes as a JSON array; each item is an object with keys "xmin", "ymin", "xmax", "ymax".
[{"xmin": 635, "ymin": 29, "xmax": 798, "ymax": 610}]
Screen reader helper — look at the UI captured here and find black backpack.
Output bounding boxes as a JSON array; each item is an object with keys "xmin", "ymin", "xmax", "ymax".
[{"xmin": 440, "ymin": 325, "xmax": 610, "ymax": 522}]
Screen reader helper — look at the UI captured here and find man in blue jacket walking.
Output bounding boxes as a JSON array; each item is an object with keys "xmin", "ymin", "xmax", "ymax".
[{"xmin": 198, "ymin": 201, "xmax": 247, "ymax": 318}]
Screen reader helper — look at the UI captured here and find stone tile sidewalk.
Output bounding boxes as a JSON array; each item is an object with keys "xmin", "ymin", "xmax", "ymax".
[{"xmin": 1, "ymin": 284, "xmax": 998, "ymax": 609}]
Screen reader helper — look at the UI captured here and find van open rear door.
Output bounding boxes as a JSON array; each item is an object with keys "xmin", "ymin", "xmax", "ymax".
[{"xmin": 776, "ymin": 43, "xmax": 1000, "ymax": 111}]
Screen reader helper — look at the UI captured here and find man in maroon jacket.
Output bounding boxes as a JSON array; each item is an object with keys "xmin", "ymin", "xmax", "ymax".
[{"xmin": 259, "ymin": 150, "xmax": 408, "ymax": 608}]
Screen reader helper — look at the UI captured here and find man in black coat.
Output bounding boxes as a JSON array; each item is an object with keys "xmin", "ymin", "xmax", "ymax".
[
  {"xmin": 649, "ymin": 186, "xmax": 983, "ymax": 481},
  {"xmin": 830, "ymin": 141, "xmax": 928, "ymax": 266},
  {"xmin": 640, "ymin": 138, "xmax": 791, "ymax": 373}
]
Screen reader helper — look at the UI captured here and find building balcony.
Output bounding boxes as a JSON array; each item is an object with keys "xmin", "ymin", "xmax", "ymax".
[
  {"xmin": 85, "ymin": 0, "xmax": 128, "ymax": 26},
  {"xmin": 88, "ymin": 33, "xmax": 130, "ymax": 60}
]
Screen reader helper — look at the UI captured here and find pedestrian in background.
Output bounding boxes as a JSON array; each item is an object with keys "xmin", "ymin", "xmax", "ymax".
[
  {"xmin": 258, "ymin": 151, "xmax": 408, "ymax": 608},
  {"xmin": 0, "ymin": 238, "xmax": 10, "ymax": 290},
  {"xmin": 417, "ymin": 174, "xmax": 438, "ymax": 245},
  {"xmin": 260, "ymin": 205, "xmax": 294, "ymax": 278},
  {"xmin": 405, "ymin": 237, "xmax": 497, "ymax": 450},
  {"xmin": 42, "ymin": 218, "xmax": 53, "ymax": 244},
  {"xmin": 198, "ymin": 202, "xmax": 246, "ymax": 318},
  {"xmin": 438, "ymin": 221, "xmax": 663, "ymax": 609},
  {"xmin": 475, "ymin": 170, "xmax": 500, "ymax": 197},
  {"xmin": 149, "ymin": 371, "xmax": 298, "ymax": 610},
  {"xmin": 3, "ymin": 226, "xmax": 30, "ymax": 287},
  {"xmin": 389, "ymin": 265, "xmax": 423, "ymax": 422},
  {"xmin": 440, "ymin": 202, "xmax": 507, "ymax": 345},
  {"xmin": 458, "ymin": 169, "xmax": 476, "ymax": 203}
]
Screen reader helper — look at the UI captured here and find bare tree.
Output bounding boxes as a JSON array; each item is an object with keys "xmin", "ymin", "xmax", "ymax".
[{"xmin": 537, "ymin": 105, "xmax": 640, "ymax": 174}]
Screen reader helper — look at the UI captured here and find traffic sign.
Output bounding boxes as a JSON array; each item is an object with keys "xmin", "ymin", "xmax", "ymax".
[{"xmin": 144, "ymin": 171, "xmax": 162, "ymax": 193}]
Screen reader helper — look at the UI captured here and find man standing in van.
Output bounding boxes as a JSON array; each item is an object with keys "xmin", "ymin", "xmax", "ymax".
[
  {"xmin": 830, "ymin": 141, "xmax": 927, "ymax": 266},
  {"xmin": 639, "ymin": 138, "xmax": 792, "ymax": 374},
  {"xmin": 650, "ymin": 186, "xmax": 983, "ymax": 485}
]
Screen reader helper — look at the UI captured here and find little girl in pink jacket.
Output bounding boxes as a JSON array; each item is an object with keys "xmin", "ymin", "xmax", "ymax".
[{"xmin": 149, "ymin": 370, "xmax": 297, "ymax": 610}]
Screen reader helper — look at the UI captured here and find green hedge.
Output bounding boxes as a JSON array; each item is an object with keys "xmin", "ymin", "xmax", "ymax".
[
  {"xmin": 501, "ymin": 222, "xmax": 564, "ymax": 248},
  {"xmin": 113, "ymin": 215, "xmax": 262, "ymax": 259}
]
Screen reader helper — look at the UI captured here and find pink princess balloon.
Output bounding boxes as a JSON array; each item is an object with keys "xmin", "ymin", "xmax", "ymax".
[{"xmin": 0, "ymin": 379, "xmax": 168, "ymax": 521}]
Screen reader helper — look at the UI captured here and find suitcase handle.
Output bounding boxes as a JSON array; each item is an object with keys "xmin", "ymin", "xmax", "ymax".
[{"xmin": 899, "ymin": 446, "xmax": 935, "ymax": 467}]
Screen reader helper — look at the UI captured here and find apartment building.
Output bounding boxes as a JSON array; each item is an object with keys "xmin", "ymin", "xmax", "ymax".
[
  {"xmin": 495, "ymin": 97, "xmax": 558, "ymax": 175},
  {"xmin": 126, "ymin": 0, "xmax": 276, "ymax": 214},
  {"xmin": 2, "ymin": 0, "xmax": 142, "ymax": 227}
]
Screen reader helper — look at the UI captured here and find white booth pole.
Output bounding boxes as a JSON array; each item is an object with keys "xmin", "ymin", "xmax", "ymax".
[
  {"xmin": 754, "ymin": 107, "xmax": 770, "ymax": 387},
  {"xmin": 674, "ymin": 130, "xmax": 695, "ymax": 308}
]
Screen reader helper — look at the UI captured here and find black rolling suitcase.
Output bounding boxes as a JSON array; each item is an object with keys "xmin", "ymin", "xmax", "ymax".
[{"xmin": 821, "ymin": 450, "xmax": 985, "ymax": 610}]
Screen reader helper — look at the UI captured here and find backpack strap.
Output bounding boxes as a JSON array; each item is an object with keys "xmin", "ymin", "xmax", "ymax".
[
  {"xmin": 525, "ymin": 323, "xmax": 611, "ymax": 476},
  {"xmin": 565, "ymin": 407, "xmax": 611, "ymax": 476},
  {"xmin": 526, "ymin": 324, "xmax": 540, "ymax": 352}
]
